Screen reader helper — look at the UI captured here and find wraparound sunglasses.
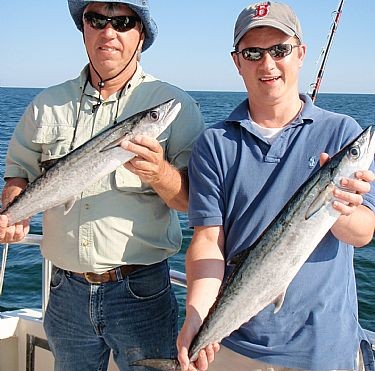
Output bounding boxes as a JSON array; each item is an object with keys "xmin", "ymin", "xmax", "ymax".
[
  {"xmin": 234, "ymin": 43, "xmax": 300, "ymax": 61},
  {"xmin": 83, "ymin": 12, "xmax": 141, "ymax": 32}
]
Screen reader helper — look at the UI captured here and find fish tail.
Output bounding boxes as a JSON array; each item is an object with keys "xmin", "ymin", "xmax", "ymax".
[{"xmin": 131, "ymin": 358, "xmax": 180, "ymax": 370}]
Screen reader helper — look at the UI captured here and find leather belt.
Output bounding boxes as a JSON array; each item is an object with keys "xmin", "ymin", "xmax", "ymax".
[{"xmin": 70, "ymin": 264, "xmax": 145, "ymax": 284}]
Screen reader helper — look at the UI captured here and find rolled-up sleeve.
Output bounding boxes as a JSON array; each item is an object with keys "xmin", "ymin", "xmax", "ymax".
[{"xmin": 5, "ymin": 103, "xmax": 42, "ymax": 181}]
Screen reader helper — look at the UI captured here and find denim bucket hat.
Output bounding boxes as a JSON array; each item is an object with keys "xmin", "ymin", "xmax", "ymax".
[{"xmin": 68, "ymin": 0, "xmax": 158, "ymax": 51}]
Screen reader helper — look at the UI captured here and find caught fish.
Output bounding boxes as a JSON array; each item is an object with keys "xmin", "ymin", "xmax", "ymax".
[
  {"xmin": 1, "ymin": 99, "xmax": 181, "ymax": 226},
  {"xmin": 133, "ymin": 126, "xmax": 375, "ymax": 370}
]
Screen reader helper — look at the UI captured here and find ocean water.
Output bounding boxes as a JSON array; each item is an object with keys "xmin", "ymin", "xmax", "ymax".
[{"xmin": 0, "ymin": 87, "xmax": 374, "ymax": 332}]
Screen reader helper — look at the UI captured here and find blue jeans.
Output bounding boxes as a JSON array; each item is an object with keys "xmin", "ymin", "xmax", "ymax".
[{"xmin": 43, "ymin": 260, "xmax": 178, "ymax": 371}]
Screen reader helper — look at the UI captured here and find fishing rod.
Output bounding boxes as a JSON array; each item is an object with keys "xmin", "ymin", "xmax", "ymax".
[{"xmin": 309, "ymin": 0, "xmax": 345, "ymax": 102}]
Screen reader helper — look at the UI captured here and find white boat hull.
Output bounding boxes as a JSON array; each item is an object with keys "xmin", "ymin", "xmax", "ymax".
[{"xmin": 0, "ymin": 309, "xmax": 121, "ymax": 371}]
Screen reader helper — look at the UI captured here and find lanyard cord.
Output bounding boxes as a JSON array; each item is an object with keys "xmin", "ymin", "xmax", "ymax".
[
  {"xmin": 69, "ymin": 77, "xmax": 127, "ymax": 151},
  {"xmin": 70, "ymin": 78, "xmax": 89, "ymax": 151}
]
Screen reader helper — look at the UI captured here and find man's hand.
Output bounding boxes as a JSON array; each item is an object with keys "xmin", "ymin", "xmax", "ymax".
[
  {"xmin": 120, "ymin": 136, "xmax": 189, "ymax": 211},
  {"xmin": 0, "ymin": 178, "xmax": 30, "ymax": 244},
  {"xmin": 177, "ymin": 322, "xmax": 220, "ymax": 371},
  {"xmin": 320, "ymin": 153, "xmax": 375, "ymax": 215},
  {"xmin": 320, "ymin": 153, "xmax": 375, "ymax": 245},
  {"xmin": 0, "ymin": 214, "xmax": 30, "ymax": 244},
  {"xmin": 331, "ymin": 169, "xmax": 374, "ymax": 216},
  {"xmin": 121, "ymin": 135, "xmax": 167, "ymax": 185},
  {"xmin": 177, "ymin": 304, "xmax": 220, "ymax": 371}
]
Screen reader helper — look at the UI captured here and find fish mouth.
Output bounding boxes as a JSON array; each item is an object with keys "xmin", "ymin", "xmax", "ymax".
[
  {"xmin": 358, "ymin": 125, "xmax": 375, "ymax": 159},
  {"xmin": 365, "ymin": 126, "xmax": 375, "ymax": 160},
  {"xmin": 164, "ymin": 99, "xmax": 182, "ymax": 125},
  {"xmin": 367, "ymin": 126, "xmax": 375, "ymax": 145}
]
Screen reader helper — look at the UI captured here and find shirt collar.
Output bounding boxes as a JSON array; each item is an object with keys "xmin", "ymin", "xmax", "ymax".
[
  {"xmin": 226, "ymin": 93, "xmax": 315, "ymax": 130},
  {"xmin": 299, "ymin": 93, "xmax": 315, "ymax": 123}
]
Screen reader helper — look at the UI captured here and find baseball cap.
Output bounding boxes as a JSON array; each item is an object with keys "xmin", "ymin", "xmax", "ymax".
[
  {"xmin": 68, "ymin": 0, "xmax": 158, "ymax": 51},
  {"xmin": 233, "ymin": 1, "xmax": 303, "ymax": 48}
]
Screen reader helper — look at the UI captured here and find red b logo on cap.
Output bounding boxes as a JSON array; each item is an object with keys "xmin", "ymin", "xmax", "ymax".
[{"xmin": 254, "ymin": 3, "xmax": 270, "ymax": 18}]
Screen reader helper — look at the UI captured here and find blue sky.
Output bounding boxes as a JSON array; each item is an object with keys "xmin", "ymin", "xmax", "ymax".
[{"xmin": 1, "ymin": 1, "xmax": 374, "ymax": 93}]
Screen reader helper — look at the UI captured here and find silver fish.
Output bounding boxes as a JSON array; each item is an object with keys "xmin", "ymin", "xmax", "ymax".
[
  {"xmin": 1, "ymin": 99, "xmax": 181, "ymax": 226},
  {"xmin": 133, "ymin": 126, "xmax": 375, "ymax": 370}
]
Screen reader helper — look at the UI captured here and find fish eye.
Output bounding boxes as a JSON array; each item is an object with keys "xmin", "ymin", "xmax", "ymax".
[
  {"xmin": 149, "ymin": 110, "xmax": 159, "ymax": 121},
  {"xmin": 349, "ymin": 146, "xmax": 360, "ymax": 159}
]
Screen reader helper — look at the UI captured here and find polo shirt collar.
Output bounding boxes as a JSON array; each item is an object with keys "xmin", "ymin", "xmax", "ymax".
[
  {"xmin": 226, "ymin": 98, "xmax": 249, "ymax": 123},
  {"xmin": 225, "ymin": 93, "xmax": 315, "ymax": 132},
  {"xmin": 299, "ymin": 93, "xmax": 315, "ymax": 123}
]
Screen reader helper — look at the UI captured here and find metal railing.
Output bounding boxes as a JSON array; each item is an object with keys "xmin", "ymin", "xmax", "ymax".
[{"xmin": 0, "ymin": 233, "xmax": 187, "ymax": 317}]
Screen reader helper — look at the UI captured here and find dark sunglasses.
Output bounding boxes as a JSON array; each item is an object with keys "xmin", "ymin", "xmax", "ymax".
[
  {"xmin": 83, "ymin": 12, "xmax": 140, "ymax": 32},
  {"xmin": 234, "ymin": 43, "xmax": 300, "ymax": 61}
]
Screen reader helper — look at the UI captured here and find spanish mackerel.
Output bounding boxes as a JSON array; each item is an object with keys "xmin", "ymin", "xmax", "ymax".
[
  {"xmin": 134, "ymin": 126, "xmax": 375, "ymax": 370},
  {"xmin": 1, "ymin": 99, "xmax": 181, "ymax": 226}
]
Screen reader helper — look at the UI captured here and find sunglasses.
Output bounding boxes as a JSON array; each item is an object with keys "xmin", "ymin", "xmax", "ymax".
[
  {"xmin": 235, "ymin": 43, "xmax": 300, "ymax": 62},
  {"xmin": 83, "ymin": 12, "xmax": 140, "ymax": 32}
]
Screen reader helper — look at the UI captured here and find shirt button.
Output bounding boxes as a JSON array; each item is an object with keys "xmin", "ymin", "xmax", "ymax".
[
  {"xmin": 82, "ymin": 240, "xmax": 88, "ymax": 247},
  {"xmin": 85, "ymin": 203, "xmax": 90, "ymax": 210}
]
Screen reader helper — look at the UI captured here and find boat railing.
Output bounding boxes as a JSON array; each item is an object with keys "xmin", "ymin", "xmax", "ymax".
[{"xmin": 1, "ymin": 233, "xmax": 187, "ymax": 318}]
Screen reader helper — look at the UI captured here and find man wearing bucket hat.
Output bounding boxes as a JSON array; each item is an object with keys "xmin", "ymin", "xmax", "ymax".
[
  {"xmin": 177, "ymin": 2, "xmax": 375, "ymax": 371},
  {"xmin": 0, "ymin": 0, "xmax": 204, "ymax": 370}
]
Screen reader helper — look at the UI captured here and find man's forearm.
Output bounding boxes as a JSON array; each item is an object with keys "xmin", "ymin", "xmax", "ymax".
[
  {"xmin": 2, "ymin": 177, "xmax": 28, "ymax": 208},
  {"xmin": 150, "ymin": 165, "xmax": 189, "ymax": 211},
  {"xmin": 331, "ymin": 205, "xmax": 375, "ymax": 247}
]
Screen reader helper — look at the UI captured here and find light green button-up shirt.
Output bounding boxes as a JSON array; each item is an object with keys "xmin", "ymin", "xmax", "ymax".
[{"xmin": 5, "ymin": 65, "xmax": 205, "ymax": 273}]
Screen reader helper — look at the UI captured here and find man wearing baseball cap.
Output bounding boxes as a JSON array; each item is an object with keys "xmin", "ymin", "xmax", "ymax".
[
  {"xmin": 177, "ymin": 2, "xmax": 375, "ymax": 371},
  {"xmin": 0, "ymin": 1, "xmax": 204, "ymax": 370}
]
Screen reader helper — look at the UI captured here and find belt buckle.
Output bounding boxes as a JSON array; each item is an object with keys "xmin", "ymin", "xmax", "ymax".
[{"xmin": 84, "ymin": 272, "xmax": 102, "ymax": 284}]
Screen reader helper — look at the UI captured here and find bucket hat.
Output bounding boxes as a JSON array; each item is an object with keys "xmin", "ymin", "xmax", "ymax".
[
  {"xmin": 68, "ymin": 0, "xmax": 158, "ymax": 51},
  {"xmin": 233, "ymin": 1, "xmax": 302, "ymax": 48}
]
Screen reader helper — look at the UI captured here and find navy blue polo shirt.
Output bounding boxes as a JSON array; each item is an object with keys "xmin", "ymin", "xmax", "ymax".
[{"xmin": 188, "ymin": 94, "xmax": 375, "ymax": 370}]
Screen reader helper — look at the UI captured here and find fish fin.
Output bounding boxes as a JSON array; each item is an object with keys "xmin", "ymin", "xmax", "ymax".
[
  {"xmin": 101, "ymin": 138, "xmax": 124, "ymax": 152},
  {"xmin": 273, "ymin": 291, "xmax": 286, "ymax": 314},
  {"xmin": 228, "ymin": 249, "xmax": 249, "ymax": 266},
  {"xmin": 41, "ymin": 159, "xmax": 58, "ymax": 172},
  {"xmin": 63, "ymin": 197, "xmax": 76, "ymax": 215},
  {"xmin": 131, "ymin": 358, "xmax": 179, "ymax": 370},
  {"xmin": 305, "ymin": 184, "xmax": 334, "ymax": 219}
]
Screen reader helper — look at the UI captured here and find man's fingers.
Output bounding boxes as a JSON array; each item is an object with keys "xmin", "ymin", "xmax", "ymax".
[
  {"xmin": 355, "ymin": 170, "xmax": 375, "ymax": 183},
  {"xmin": 319, "ymin": 153, "xmax": 330, "ymax": 167},
  {"xmin": 0, "ymin": 215, "xmax": 9, "ymax": 241},
  {"xmin": 205, "ymin": 344, "xmax": 216, "ymax": 364},
  {"xmin": 121, "ymin": 136, "xmax": 162, "ymax": 157},
  {"xmin": 195, "ymin": 349, "xmax": 209, "ymax": 371},
  {"xmin": 177, "ymin": 346, "xmax": 190, "ymax": 371},
  {"xmin": 0, "ymin": 215, "xmax": 29, "ymax": 243}
]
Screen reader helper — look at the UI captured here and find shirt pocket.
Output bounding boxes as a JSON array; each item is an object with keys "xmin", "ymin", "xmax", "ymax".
[
  {"xmin": 114, "ymin": 165, "xmax": 141, "ymax": 191},
  {"xmin": 114, "ymin": 165, "xmax": 155, "ymax": 194},
  {"xmin": 31, "ymin": 125, "xmax": 75, "ymax": 163}
]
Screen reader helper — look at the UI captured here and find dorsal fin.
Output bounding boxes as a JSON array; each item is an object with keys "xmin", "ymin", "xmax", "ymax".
[
  {"xmin": 228, "ymin": 248, "xmax": 250, "ymax": 267},
  {"xmin": 40, "ymin": 159, "xmax": 59, "ymax": 172}
]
